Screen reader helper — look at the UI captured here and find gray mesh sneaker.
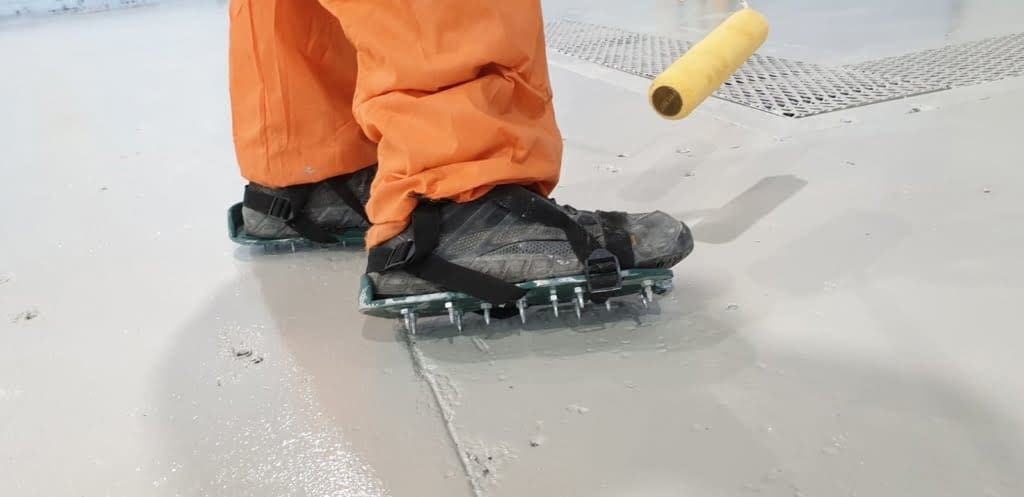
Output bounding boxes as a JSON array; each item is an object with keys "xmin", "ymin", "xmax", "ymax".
[
  {"xmin": 242, "ymin": 166, "xmax": 376, "ymax": 242},
  {"xmin": 366, "ymin": 184, "xmax": 693, "ymax": 299}
]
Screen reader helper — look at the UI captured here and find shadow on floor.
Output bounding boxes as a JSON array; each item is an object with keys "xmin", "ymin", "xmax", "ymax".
[{"xmin": 680, "ymin": 174, "xmax": 808, "ymax": 244}]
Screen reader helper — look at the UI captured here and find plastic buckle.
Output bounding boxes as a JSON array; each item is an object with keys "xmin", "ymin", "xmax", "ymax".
[
  {"xmin": 585, "ymin": 248, "xmax": 622, "ymax": 293},
  {"xmin": 266, "ymin": 196, "xmax": 294, "ymax": 222},
  {"xmin": 382, "ymin": 241, "xmax": 417, "ymax": 271}
]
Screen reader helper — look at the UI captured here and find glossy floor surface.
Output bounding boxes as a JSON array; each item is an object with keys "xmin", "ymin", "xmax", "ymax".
[{"xmin": 2, "ymin": 1, "xmax": 1023, "ymax": 496}]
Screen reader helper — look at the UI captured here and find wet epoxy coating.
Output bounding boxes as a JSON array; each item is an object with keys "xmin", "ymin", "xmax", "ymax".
[{"xmin": 2, "ymin": 1, "xmax": 1023, "ymax": 496}]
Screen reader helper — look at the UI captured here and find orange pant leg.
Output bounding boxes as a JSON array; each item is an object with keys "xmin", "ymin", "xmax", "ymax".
[
  {"xmin": 318, "ymin": 0, "xmax": 564, "ymax": 247},
  {"xmin": 228, "ymin": 0, "xmax": 377, "ymax": 188}
]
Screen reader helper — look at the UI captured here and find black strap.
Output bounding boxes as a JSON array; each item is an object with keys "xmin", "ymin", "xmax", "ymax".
[
  {"xmin": 243, "ymin": 184, "xmax": 336, "ymax": 244},
  {"xmin": 495, "ymin": 190, "xmax": 600, "ymax": 262},
  {"xmin": 595, "ymin": 211, "xmax": 636, "ymax": 268},
  {"xmin": 325, "ymin": 176, "xmax": 369, "ymax": 223},
  {"xmin": 367, "ymin": 202, "xmax": 527, "ymax": 304},
  {"xmin": 495, "ymin": 190, "xmax": 633, "ymax": 293}
]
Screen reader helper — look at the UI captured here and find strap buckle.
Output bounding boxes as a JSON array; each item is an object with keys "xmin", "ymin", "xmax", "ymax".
[
  {"xmin": 584, "ymin": 248, "xmax": 622, "ymax": 293},
  {"xmin": 266, "ymin": 195, "xmax": 295, "ymax": 222}
]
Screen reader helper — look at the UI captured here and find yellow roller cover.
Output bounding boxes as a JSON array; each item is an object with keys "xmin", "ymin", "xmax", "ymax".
[{"xmin": 649, "ymin": 8, "xmax": 769, "ymax": 119}]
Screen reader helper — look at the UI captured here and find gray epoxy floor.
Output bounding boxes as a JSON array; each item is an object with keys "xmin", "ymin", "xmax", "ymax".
[{"xmin": 2, "ymin": 1, "xmax": 1023, "ymax": 496}]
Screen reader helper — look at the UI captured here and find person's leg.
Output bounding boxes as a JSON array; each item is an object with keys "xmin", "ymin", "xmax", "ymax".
[
  {"xmin": 318, "ymin": 0, "xmax": 563, "ymax": 247},
  {"xmin": 229, "ymin": 0, "xmax": 378, "ymax": 241},
  {"xmin": 317, "ymin": 0, "xmax": 692, "ymax": 307}
]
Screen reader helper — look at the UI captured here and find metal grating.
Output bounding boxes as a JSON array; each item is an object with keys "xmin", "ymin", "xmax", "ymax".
[
  {"xmin": 849, "ymin": 32, "xmax": 1024, "ymax": 88},
  {"xmin": 713, "ymin": 67, "xmax": 943, "ymax": 118},
  {"xmin": 544, "ymin": 19, "xmax": 1024, "ymax": 118}
]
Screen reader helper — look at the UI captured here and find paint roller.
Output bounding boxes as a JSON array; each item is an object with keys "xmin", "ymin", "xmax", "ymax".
[{"xmin": 649, "ymin": 8, "xmax": 769, "ymax": 120}]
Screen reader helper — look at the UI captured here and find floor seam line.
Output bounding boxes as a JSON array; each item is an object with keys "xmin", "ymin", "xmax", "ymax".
[{"xmin": 403, "ymin": 333, "xmax": 486, "ymax": 497}]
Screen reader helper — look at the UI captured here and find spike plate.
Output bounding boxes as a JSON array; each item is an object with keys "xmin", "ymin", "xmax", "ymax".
[{"xmin": 358, "ymin": 269, "xmax": 674, "ymax": 322}]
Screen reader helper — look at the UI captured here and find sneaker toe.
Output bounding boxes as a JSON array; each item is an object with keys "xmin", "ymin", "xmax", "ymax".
[{"xmin": 627, "ymin": 211, "xmax": 694, "ymax": 268}]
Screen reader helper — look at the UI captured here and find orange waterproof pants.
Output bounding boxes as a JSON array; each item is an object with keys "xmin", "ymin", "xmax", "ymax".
[{"xmin": 228, "ymin": 0, "xmax": 564, "ymax": 247}]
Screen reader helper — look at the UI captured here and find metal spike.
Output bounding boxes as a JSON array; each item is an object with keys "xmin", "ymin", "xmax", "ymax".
[
  {"xmin": 574, "ymin": 286, "xmax": 586, "ymax": 309},
  {"xmin": 454, "ymin": 309, "xmax": 464, "ymax": 334},
  {"xmin": 550, "ymin": 288, "xmax": 559, "ymax": 317},
  {"xmin": 642, "ymin": 280, "xmax": 655, "ymax": 303},
  {"xmin": 605, "ymin": 300, "xmax": 614, "ymax": 312},
  {"xmin": 517, "ymin": 298, "xmax": 528, "ymax": 324},
  {"xmin": 573, "ymin": 298, "xmax": 582, "ymax": 320},
  {"xmin": 401, "ymin": 308, "xmax": 417, "ymax": 335},
  {"xmin": 639, "ymin": 292, "xmax": 650, "ymax": 309},
  {"xmin": 481, "ymin": 303, "xmax": 493, "ymax": 326},
  {"xmin": 445, "ymin": 301, "xmax": 456, "ymax": 324}
]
